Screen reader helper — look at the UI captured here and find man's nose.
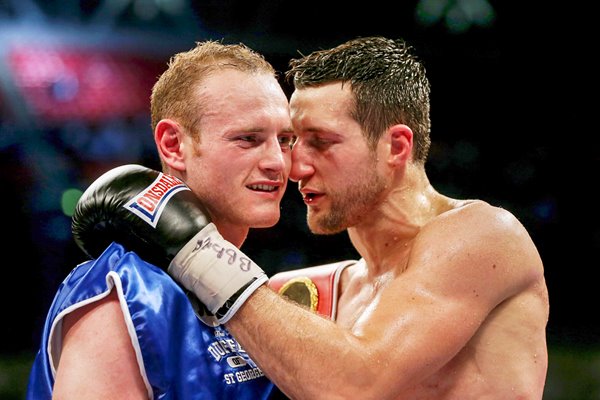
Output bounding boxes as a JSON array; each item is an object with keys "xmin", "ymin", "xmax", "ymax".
[
  {"xmin": 289, "ymin": 143, "xmax": 314, "ymax": 182},
  {"xmin": 260, "ymin": 138, "xmax": 288, "ymax": 172}
]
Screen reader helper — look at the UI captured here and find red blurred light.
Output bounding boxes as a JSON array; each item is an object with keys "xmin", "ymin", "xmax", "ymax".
[{"xmin": 7, "ymin": 45, "xmax": 166, "ymax": 123}]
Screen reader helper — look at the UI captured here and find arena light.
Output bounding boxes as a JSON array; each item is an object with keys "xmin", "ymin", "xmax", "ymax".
[
  {"xmin": 7, "ymin": 45, "xmax": 165, "ymax": 123},
  {"xmin": 415, "ymin": 0, "xmax": 496, "ymax": 33},
  {"xmin": 61, "ymin": 188, "xmax": 83, "ymax": 217}
]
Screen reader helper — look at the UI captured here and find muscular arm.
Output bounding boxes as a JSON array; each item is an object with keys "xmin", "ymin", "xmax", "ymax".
[
  {"xmin": 227, "ymin": 204, "xmax": 547, "ymax": 399},
  {"xmin": 53, "ymin": 290, "xmax": 148, "ymax": 399}
]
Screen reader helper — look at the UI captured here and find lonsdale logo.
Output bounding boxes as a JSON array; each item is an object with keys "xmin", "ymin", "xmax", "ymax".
[{"xmin": 124, "ymin": 172, "xmax": 190, "ymax": 227}]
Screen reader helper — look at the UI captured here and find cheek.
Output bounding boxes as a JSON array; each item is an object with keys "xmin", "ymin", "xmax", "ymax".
[{"xmin": 185, "ymin": 156, "xmax": 222, "ymax": 190}]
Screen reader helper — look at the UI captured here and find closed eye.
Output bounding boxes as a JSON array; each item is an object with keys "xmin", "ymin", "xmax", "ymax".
[{"xmin": 309, "ymin": 136, "xmax": 334, "ymax": 149}]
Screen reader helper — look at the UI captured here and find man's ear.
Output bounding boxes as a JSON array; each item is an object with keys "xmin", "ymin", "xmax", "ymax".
[
  {"xmin": 387, "ymin": 124, "xmax": 413, "ymax": 166},
  {"xmin": 155, "ymin": 119, "xmax": 186, "ymax": 172}
]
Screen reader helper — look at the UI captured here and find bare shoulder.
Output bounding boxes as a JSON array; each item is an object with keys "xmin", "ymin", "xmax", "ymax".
[
  {"xmin": 409, "ymin": 200, "xmax": 549, "ymax": 397},
  {"xmin": 434, "ymin": 199, "xmax": 538, "ymax": 253},
  {"xmin": 442, "ymin": 199, "xmax": 524, "ymax": 230},
  {"xmin": 59, "ymin": 290, "xmax": 130, "ymax": 370},
  {"xmin": 62, "ymin": 290, "xmax": 123, "ymax": 336},
  {"xmin": 414, "ymin": 199, "xmax": 545, "ymax": 296},
  {"xmin": 55, "ymin": 290, "xmax": 147, "ymax": 397}
]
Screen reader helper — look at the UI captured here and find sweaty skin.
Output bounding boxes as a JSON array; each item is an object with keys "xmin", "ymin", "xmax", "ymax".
[{"xmin": 226, "ymin": 83, "xmax": 549, "ymax": 400}]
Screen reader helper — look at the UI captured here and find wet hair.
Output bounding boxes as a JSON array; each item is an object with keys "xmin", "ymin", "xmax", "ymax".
[
  {"xmin": 151, "ymin": 40, "xmax": 276, "ymax": 139},
  {"xmin": 286, "ymin": 36, "xmax": 431, "ymax": 164}
]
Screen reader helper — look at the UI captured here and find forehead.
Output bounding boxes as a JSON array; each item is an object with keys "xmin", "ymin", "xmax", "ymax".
[
  {"xmin": 197, "ymin": 69, "xmax": 290, "ymax": 127},
  {"xmin": 200, "ymin": 69, "xmax": 285, "ymax": 104},
  {"xmin": 289, "ymin": 82, "xmax": 356, "ymax": 130},
  {"xmin": 290, "ymin": 82, "xmax": 352, "ymax": 114}
]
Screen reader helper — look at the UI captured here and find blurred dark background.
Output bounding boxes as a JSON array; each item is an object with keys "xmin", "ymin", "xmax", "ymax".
[{"xmin": 0, "ymin": 0, "xmax": 597, "ymax": 398}]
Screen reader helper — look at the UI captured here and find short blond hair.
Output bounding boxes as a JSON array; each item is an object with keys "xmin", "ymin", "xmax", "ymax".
[{"xmin": 150, "ymin": 40, "xmax": 276, "ymax": 138}]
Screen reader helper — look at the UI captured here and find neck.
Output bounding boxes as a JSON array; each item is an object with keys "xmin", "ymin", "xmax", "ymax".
[
  {"xmin": 213, "ymin": 220, "xmax": 250, "ymax": 248},
  {"xmin": 212, "ymin": 220, "xmax": 249, "ymax": 248},
  {"xmin": 347, "ymin": 166, "xmax": 450, "ymax": 275}
]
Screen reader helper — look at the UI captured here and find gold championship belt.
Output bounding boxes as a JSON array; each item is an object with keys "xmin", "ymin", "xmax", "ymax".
[
  {"xmin": 268, "ymin": 260, "xmax": 357, "ymax": 319},
  {"xmin": 277, "ymin": 276, "xmax": 319, "ymax": 312}
]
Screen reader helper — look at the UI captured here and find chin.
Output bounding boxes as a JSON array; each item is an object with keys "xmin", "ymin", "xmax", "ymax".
[
  {"xmin": 249, "ymin": 211, "xmax": 280, "ymax": 228},
  {"xmin": 307, "ymin": 218, "xmax": 328, "ymax": 235},
  {"xmin": 308, "ymin": 213, "xmax": 346, "ymax": 235}
]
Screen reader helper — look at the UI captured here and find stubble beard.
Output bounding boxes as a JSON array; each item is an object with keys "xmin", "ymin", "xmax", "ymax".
[{"xmin": 308, "ymin": 164, "xmax": 386, "ymax": 235}]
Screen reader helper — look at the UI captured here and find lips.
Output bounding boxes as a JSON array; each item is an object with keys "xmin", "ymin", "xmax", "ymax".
[{"xmin": 301, "ymin": 191, "xmax": 323, "ymax": 204}]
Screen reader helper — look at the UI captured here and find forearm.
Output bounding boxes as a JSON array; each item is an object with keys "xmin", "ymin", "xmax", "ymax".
[{"xmin": 226, "ymin": 285, "xmax": 373, "ymax": 400}]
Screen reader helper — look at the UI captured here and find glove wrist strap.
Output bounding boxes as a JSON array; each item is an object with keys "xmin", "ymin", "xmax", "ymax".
[{"xmin": 168, "ymin": 223, "xmax": 266, "ymax": 322}]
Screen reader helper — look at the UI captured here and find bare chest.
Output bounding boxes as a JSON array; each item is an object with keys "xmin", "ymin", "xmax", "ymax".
[{"xmin": 334, "ymin": 277, "xmax": 386, "ymax": 329}]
